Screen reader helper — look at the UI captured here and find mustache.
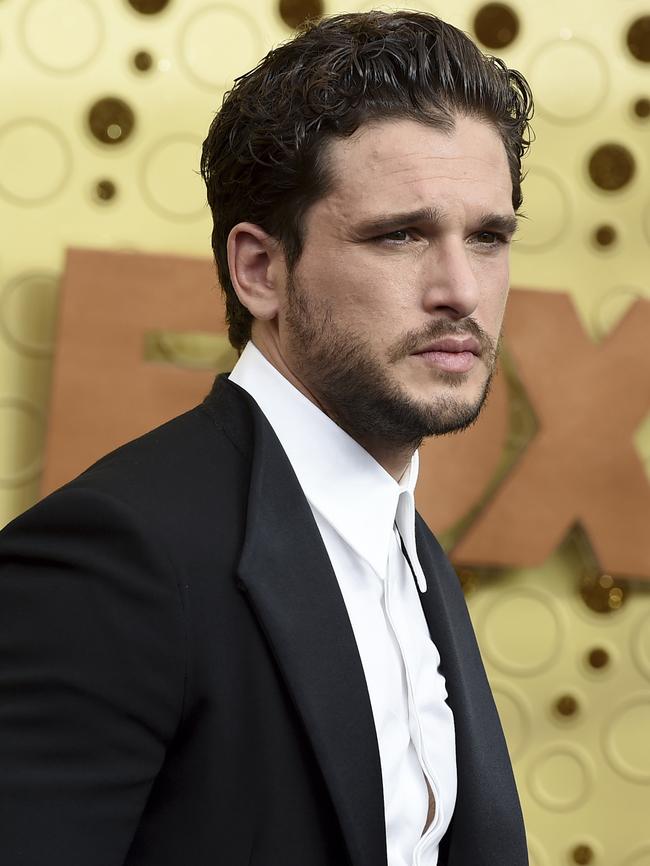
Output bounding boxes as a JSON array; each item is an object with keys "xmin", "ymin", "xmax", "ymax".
[{"xmin": 387, "ymin": 318, "xmax": 498, "ymax": 364}]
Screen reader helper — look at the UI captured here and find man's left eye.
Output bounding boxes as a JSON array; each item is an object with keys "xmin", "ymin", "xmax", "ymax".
[
  {"xmin": 474, "ymin": 231, "xmax": 506, "ymax": 245},
  {"xmin": 381, "ymin": 229, "xmax": 411, "ymax": 242}
]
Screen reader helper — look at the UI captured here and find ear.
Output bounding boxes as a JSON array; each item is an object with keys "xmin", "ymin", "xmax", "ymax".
[{"xmin": 227, "ymin": 222, "xmax": 285, "ymax": 322}]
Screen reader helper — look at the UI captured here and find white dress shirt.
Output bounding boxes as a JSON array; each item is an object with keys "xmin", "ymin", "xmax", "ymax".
[{"xmin": 230, "ymin": 342, "xmax": 457, "ymax": 866}]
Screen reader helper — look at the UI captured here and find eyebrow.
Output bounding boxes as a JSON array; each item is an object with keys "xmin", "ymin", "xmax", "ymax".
[{"xmin": 352, "ymin": 207, "xmax": 520, "ymax": 237}]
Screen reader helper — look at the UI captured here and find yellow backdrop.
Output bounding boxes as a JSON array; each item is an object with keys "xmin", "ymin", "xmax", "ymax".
[{"xmin": 1, "ymin": 1, "xmax": 649, "ymax": 863}]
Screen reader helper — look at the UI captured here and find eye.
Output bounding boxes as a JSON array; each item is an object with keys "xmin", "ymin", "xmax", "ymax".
[
  {"xmin": 378, "ymin": 228, "xmax": 414, "ymax": 243},
  {"xmin": 473, "ymin": 231, "xmax": 509, "ymax": 246}
]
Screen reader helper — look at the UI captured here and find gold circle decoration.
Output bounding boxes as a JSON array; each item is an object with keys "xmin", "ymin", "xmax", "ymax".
[
  {"xmin": 0, "ymin": 271, "xmax": 59, "ymax": 357},
  {"xmin": 511, "ymin": 166, "xmax": 571, "ymax": 250},
  {"xmin": 480, "ymin": 587, "xmax": 563, "ymax": 676},
  {"xmin": 0, "ymin": 119, "xmax": 71, "ymax": 205},
  {"xmin": 490, "ymin": 683, "xmax": 531, "ymax": 761},
  {"xmin": 178, "ymin": 4, "xmax": 263, "ymax": 91},
  {"xmin": 473, "ymin": 3, "xmax": 519, "ymax": 50},
  {"xmin": 622, "ymin": 846, "xmax": 650, "ymax": 866},
  {"xmin": 529, "ymin": 39, "xmax": 608, "ymax": 124},
  {"xmin": 591, "ymin": 285, "xmax": 646, "ymax": 339},
  {"xmin": 20, "ymin": 0, "xmax": 103, "ymax": 74},
  {"xmin": 0, "ymin": 398, "xmax": 44, "ymax": 487},
  {"xmin": 87, "ymin": 96, "xmax": 135, "ymax": 146},
  {"xmin": 127, "ymin": 0, "xmax": 170, "ymax": 13},
  {"xmin": 528, "ymin": 744, "xmax": 595, "ymax": 811},
  {"xmin": 527, "ymin": 836, "xmax": 548, "ymax": 866},
  {"xmin": 140, "ymin": 135, "xmax": 205, "ymax": 220},
  {"xmin": 604, "ymin": 696, "xmax": 650, "ymax": 782},
  {"xmin": 279, "ymin": 0, "xmax": 323, "ymax": 29},
  {"xmin": 626, "ymin": 16, "xmax": 650, "ymax": 63},
  {"xmin": 588, "ymin": 143, "xmax": 635, "ymax": 191}
]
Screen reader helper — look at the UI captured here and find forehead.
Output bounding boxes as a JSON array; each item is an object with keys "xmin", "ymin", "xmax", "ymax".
[{"xmin": 314, "ymin": 115, "xmax": 514, "ymax": 225}]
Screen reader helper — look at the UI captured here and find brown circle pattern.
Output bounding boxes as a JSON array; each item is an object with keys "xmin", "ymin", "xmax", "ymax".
[
  {"xmin": 593, "ymin": 225, "xmax": 617, "ymax": 247},
  {"xmin": 588, "ymin": 144, "xmax": 635, "ymax": 191},
  {"xmin": 580, "ymin": 572, "xmax": 626, "ymax": 613},
  {"xmin": 634, "ymin": 97, "xmax": 650, "ymax": 118},
  {"xmin": 2, "ymin": 4, "xmax": 650, "ymax": 865},
  {"xmin": 572, "ymin": 845, "xmax": 594, "ymax": 865},
  {"xmin": 94, "ymin": 179, "xmax": 116, "ymax": 202},
  {"xmin": 127, "ymin": 0, "xmax": 170, "ymax": 14},
  {"xmin": 627, "ymin": 16, "xmax": 650, "ymax": 63},
  {"xmin": 278, "ymin": 0, "xmax": 323, "ymax": 29},
  {"xmin": 87, "ymin": 97, "xmax": 135, "ymax": 145},
  {"xmin": 133, "ymin": 50, "xmax": 153, "ymax": 72},
  {"xmin": 473, "ymin": 3, "xmax": 519, "ymax": 49},
  {"xmin": 587, "ymin": 647, "xmax": 610, "ymax": 670},
  {"xmin": 555, "ymin": 694, "xmax": 579, "ymax": 717}
]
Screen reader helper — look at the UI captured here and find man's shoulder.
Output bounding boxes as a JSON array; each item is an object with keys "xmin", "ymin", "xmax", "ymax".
[
  {"xmin": 75, "ymin": 379, "xmax": 251, "ymax": 499},
  {"xmin": 2, "ymin": 377, "xmax": 262, "ymax": 545}
]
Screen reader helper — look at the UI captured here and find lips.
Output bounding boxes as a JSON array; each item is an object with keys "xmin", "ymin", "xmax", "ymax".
[
  {"xmin": 413, "ymin": 335, "xmax": 481, "ymax": 356},
  {"xmin": 410, "ymin": 334, "xmax": 482, "ymax": 374}
]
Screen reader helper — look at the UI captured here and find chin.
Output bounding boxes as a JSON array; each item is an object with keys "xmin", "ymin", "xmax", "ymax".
[{"xmin": 413, "ymin": 376, "xmax": 482, "ymax": 403}]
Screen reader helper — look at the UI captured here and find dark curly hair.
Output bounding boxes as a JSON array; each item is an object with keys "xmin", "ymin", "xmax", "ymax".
[{"xmin": 200, "ymin": 11, "xmax": 534, "ymax": 351}]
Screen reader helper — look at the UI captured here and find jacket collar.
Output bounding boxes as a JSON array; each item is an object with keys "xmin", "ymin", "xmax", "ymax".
[
  {"xmin": 206, "ymin": 375, "xmax": 388, "ymax": 866},
  {"xmin": 413, "ymin": 515, "xmax": 528, "ymax": 866},
  {"xmin": 204, "ymin": 376, "xmax": 527, "ymax": 866},
  {"xmin": 229, "ymin": 341, "xmax": 425, "ymax": 587}
]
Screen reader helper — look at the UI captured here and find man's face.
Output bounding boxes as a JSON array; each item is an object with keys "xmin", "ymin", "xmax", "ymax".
[{"xmin": 275, "ymin": 114, "xmax": 516, "ymax": 448}]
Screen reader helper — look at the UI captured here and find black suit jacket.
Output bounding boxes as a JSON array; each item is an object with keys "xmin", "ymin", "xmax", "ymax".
[{"xmin": 0, "ymin": 376, "xmax": 527, "ymax": 866}]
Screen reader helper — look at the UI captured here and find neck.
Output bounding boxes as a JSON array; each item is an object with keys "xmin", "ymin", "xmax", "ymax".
[
  {"xmin": 353, "ymin": 436, "xmax": 415, "ymax": 482},
  {"xmin": 249, "ymin": 335, "xmax": 415, "ymax": 482}
]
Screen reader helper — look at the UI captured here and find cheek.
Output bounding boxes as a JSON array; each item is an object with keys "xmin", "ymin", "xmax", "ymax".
[
  {"xmin": 346, "ymin": 278, "xmax": 413, "ymax": 338},
  {"xmin": 305, "ymin": 254, "xmax": 405, "ymax": 320},
  {"xmin": 490, "ymin": 275, "xmax": 510, "ymax": 315},
  {"xmin": 476, "ymin": 260, "xmax": 510, "ymax": 329}
]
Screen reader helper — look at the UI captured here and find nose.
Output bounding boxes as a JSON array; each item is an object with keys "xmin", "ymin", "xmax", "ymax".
[{"xmin": 421, "ymin": 239, "xmax": 480, "ymax": 320}]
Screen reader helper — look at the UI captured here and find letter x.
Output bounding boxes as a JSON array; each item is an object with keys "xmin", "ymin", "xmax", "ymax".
[{"xmin": 453, "ymin": 290, "xmax": 650, "ymax": 579}]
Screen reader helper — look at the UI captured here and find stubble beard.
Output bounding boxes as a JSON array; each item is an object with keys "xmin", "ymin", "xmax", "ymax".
[{"xmin": 284, "ymin": 272, "xmax": 499, "ymax": 451}]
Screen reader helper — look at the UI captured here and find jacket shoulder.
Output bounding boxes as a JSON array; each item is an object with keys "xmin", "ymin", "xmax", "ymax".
[
  {"xmin": 2, "ymin": 377, "xmax": 258, "ymax": 560},
  {"xmin": 60, "ymin": 377, "xmax": 256, "ymax": 514}
]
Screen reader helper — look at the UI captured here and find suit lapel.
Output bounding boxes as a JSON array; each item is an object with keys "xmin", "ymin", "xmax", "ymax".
[
  {"xmin": 235, "ymin": 397, "xmax": 387, "ymax": 866},
  {"xmin": 414, "ymin": 516, "xmax": 528, "ymax": 866}
]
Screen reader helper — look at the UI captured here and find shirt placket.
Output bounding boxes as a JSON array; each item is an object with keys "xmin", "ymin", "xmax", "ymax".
[{"xmin": 384, "ymin": 525, "xmax": 442, "ymax": 866}]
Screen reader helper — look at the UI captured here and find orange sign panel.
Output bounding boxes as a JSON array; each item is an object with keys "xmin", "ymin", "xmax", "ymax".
[{"xmin": 43, "ymin": 249, "xmax": 650, "ymax": 579}]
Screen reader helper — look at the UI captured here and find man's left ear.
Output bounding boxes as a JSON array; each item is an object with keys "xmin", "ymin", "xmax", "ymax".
[{"xmin": 227, "ymin": 222, "xmax": 286, "ymax": 321}]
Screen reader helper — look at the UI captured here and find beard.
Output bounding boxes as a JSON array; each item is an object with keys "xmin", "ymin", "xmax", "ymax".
[{"xmin": 283, "ymin": 271, "xmax": 499, "ymax": 451}]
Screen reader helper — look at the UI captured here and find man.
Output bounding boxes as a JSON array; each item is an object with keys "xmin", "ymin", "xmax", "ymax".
[{"xmin": 0, "ymin": 11, "xmax": 533, "ymax": 866}]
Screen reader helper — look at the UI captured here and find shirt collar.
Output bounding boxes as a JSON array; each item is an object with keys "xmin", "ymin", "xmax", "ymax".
[
  {"xmin": 229, "ymin": 342, "xmax": 426, "ymax": 589},
  {"xmin": 395, "ymin": 469, "xmax": 428, "ymax": 592}
]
